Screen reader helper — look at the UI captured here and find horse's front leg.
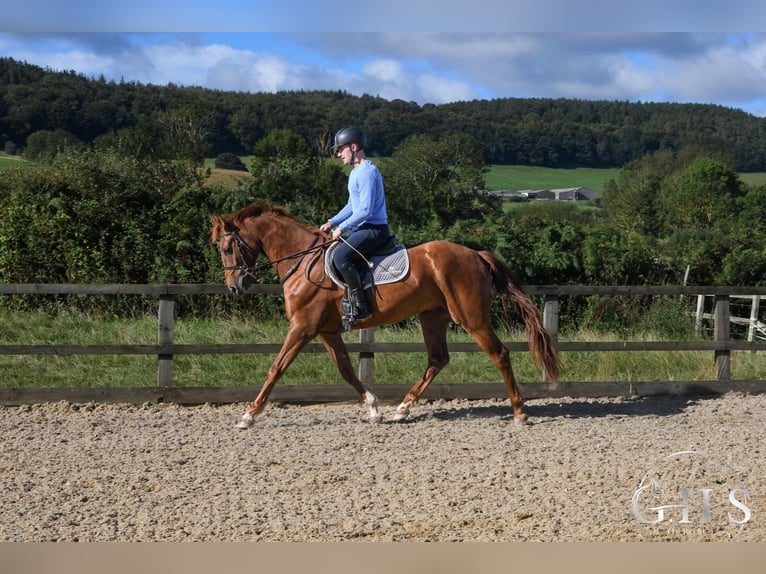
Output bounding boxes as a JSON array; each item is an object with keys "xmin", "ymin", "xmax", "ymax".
[
  {"xmin": 237, "ymin": 325, "xmax": 312, "ymax": 429},
  {"xmin": 319, "ymin": 332, "xmax": 382, "ymax": 423}
]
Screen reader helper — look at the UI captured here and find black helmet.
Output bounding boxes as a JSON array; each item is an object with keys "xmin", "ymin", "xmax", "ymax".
[{"xmin": 332, "ymin": 127, "xmax": 366, "ymax": 151}]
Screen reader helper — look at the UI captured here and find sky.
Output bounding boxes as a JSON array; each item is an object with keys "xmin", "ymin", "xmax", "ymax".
[{"xmin": 2, "ymin": 3, "xmax": 766, "ymax": 117}]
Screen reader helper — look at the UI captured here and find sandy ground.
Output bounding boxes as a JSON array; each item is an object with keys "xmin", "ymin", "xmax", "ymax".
[{"xmin": 1, "ymin": 392, "xmax": 764, "ymax": 542}]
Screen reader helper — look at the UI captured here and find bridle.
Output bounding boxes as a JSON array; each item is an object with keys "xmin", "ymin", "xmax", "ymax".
[{"xmin": 221, "ymin": 229, "xmax": 332, "ymax": 284}]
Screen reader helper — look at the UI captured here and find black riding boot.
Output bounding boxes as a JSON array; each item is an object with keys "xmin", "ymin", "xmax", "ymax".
[{"xmin": 339, "ymin": 263, "xmax": 371, "ymax": 330}]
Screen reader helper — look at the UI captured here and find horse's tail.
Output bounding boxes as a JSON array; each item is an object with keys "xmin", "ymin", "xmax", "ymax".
[{"xmin": 478, "ymin": 250, "xmax": 561, "ymax": 381}]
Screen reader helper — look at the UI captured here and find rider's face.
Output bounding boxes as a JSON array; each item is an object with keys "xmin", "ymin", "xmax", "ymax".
[{"xmin": 336, "ymin": 144, "xmax": 352, "ymax": 164}]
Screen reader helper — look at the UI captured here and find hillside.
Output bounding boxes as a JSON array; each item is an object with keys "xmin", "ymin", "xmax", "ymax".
[{"xmin": 3, "ymin": 56, "xmax": 766, "ymax": 171}]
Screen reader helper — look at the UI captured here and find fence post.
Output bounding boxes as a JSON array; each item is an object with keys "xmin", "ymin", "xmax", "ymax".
[
  {"xmin": 695, "ymin": 294, "xmax": 705, "ymax": 334},
  {"xmin": 157, "ymin": 295, "xmax": 175, "ymax": 387},
  {"xmin": 714, "ymin": 294, "xmax": 730, "ymax": 381},
  {"xmin": 359, "ymin": 327, "xmax": 375, "ymax": 386},
  {"xmin": 748, "ymin": 295, "xmax": 761, "ymax": 343},
  {"xmin": 542, "ymin": 294, "xmax": 560, "ymax": 382}
]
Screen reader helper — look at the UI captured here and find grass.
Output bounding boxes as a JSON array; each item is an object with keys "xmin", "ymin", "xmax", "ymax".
[
  {"xmin": 1, "ymin": 311, "xmax": 764, "ymax": 389},
  {"xmin": 0, "ymin": 153, "xmax": 30, "ymax": 170},
  {"xmin": 739, "ymin": 172, "xmax": 766, "ymax": 187},
  {"xmin": 484, "ymin": 165, "xmax": 621, "ymax": 192}
]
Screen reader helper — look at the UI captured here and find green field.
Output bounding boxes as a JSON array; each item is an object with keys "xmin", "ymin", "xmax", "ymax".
[
  {"xmin": 484, "ymin": 165, "xmax": 766, "ymax": 192},
  {"xmin": 0, "ymin": 153, "xmax": 27, "ymax": 169},
  {"xmin": 739, "ymin": 172, "xmax": 766, "ymax": 186},
  {"xmin": 484, "ymin": 165, "xmax": 621, "ymax": 192}
]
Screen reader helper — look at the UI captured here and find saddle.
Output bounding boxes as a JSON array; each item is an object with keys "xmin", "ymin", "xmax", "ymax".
[{"xmin": 325, "ymin": 237, "xmax": 410, "ymax": 289}]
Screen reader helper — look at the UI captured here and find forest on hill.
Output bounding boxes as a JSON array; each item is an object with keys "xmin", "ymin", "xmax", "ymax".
[{"xmin": 3, "ymin": 56, "xmax": 766, "ymax": 170}]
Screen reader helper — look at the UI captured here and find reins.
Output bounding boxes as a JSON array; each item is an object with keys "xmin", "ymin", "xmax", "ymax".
[{"xmin": 223, "ymin": 230, "xmax": 335, "ymax": 284}]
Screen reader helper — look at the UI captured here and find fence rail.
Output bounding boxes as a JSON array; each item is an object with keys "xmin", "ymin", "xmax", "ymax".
[{"xmin": 2, "ymin": 283, "xmax": 766, "ymax": 405}]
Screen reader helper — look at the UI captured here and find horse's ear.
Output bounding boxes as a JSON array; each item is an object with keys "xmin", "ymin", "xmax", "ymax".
[{"xmin": 211, "ymin": 215, "xmax": 224, "ymax": 242}]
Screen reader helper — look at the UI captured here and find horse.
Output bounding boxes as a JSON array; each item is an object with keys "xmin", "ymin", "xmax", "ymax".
[{"xmin": 211, "ymin": 202, "xmax": 560, "ymax": 429}]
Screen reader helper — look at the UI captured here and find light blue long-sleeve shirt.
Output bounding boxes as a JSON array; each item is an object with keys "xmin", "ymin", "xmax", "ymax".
[{"xmin": 329, "ymin": 160, "xmax": 388, "ymax": 231}]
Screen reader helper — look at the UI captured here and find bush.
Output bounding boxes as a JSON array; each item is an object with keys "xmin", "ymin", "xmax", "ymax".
[{"xmin": 214, "ymin": 153, "xmax": 247, "ymax": 171}]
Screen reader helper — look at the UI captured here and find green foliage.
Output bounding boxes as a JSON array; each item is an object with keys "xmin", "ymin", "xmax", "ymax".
[
  {"xmin": 382, "ymin": 133, "xmax": 497, "ymax": 240},
  {"xmin": 93, "ymin": 117, "xmax": 170, "ymax": 160},
  {"xmin": 23, "ymin": 129, "xmax": 85, "ymax": 162},
  {"xmin": 636, "ymin": 297, "xmax": 698, "ymax": 339},
  {"xmin": 581, "ymin": 227, "xmax": 658, "ymax": 285},
  {"xmin": 659, "ymin": 157, "xmax": 744, "ymax": 232},
  {"xmin": 248, "ymin": 129, "xmax": 347, "ymax": 224},
  {"xmin": 602, "ymin": 149, "xmax": 761, "ymax": 285},
  {"xmin": 719, "ymin": 245, "xmax": 766, "ymax": 286},
  {"xmin": 601, "ymin": 148, "xmax": 694, "ymax": 237},
  {"xmin": 720, "ymin": 183, "xmax": 766, "ymax": 285},
  {"xmin": 0, "ymin": 148, "xmax": 232, "ymax": 314},
  {"xmin": 156, "ymin": 97, "xmax": 217, "ymax": 163}
]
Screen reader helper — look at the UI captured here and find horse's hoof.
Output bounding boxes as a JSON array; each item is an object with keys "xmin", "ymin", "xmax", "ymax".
[
  {"xmin": 237, "ymin": 413, "xmax": 255, "ymax": 429},
  {"xmin": 391, "ymin": 404, "xmax": 410, "ymax": 422},
  {"xmin": 370, "ymin": 412, "xmax": 383, "ymax": 424},
  {"xmin": 514, "ymin": 413, "xmax": 529, "ymax": 426}
]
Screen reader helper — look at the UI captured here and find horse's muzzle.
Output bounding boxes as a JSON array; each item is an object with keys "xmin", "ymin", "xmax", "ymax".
[{"xmin": 228, "ymin": 274, "xmax": 250, "ymax": 295}]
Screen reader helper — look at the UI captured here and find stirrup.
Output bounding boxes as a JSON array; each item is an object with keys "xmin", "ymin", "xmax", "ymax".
[
  {"xmin": 341, "ymin": 292, "xmax": 370, "ymax": 331},
  {"xmin": 342, "ymin": 310, "xmax": 370, "ymax": 332}
]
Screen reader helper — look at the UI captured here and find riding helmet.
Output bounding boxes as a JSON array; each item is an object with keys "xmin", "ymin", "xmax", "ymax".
[{"xmin": 332, "ymin": 127, "xmax": 366, "ymax": 151}]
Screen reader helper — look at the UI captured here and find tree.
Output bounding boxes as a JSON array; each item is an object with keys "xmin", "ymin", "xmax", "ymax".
[
  {"xmin": 382, "ymin": 133, "xmax": 495, "ymax": 240},
  {"xmin": 228, "ymin": 100, "xmax": 265, "ymax": 152},
  {"xmin": 659, "ymin": 157, "xmax": 744, "ymax": 232},
  {"xmin": 249, "ymin": 129, "xmax": 346, "ymax": 223},
  {"xmin": 93, "ymin": 117, "xmax": 168, "ymax": 160},
  {"xmin": 157, "ymin": 98, "xmax": 216, "ymax": 164},
  {"xmin": 23, "ymin": 129, "xmax": 84, "ymax": 162},
  {"xmin": 602, "ymin": 153, "xmax": 667, "ymax": 238},
  {"xmin": 715, "ymin": 183, "xmax": 766, "ymax": 285}
]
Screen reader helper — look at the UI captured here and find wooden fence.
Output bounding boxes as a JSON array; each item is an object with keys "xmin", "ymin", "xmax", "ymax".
[{"xmin": 2, "ymin": 283, "xmax": 766, "ymax": 405}]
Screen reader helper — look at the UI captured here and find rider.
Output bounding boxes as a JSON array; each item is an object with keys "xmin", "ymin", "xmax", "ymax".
[{"xmin": 320, "ymin": 127, "xmax": 390, "ymax": 329}]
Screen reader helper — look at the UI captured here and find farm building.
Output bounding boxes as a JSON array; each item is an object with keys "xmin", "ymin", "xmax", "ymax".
[{"xmin": 488, "ymin": 187, "xmax": 600, "ymax": 202}]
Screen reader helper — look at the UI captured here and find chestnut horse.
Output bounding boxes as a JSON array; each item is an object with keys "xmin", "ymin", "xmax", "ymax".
[{"xmin": 211, "ymin": 202, "xmax": 560, "ymax": 429}]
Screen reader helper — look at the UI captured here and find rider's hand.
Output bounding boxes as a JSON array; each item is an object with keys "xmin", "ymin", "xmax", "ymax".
[
  {"xmin": 319, "ymin": 221, "xmax": 332, "ymax": 234},
  {"xmin": 332, "ymin": 227, "xmax": 343, "ymax": 240}
]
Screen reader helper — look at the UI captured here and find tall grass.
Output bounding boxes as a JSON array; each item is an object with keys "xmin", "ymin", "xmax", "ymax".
[{"xmin": 1, "ymin": 312, "xmax": 763, "ymax": 389}]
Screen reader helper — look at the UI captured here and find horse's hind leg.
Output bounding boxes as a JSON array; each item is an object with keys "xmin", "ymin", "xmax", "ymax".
[
  {"xmin": 393, "ymin": 308, "xmax": 451, "ymax": 421},
  {"xmin": 319, "ymin": 332, "xmax": 382, "ymax": 423},
  {"xmin": 464, "ymin": 324, "xmax": 527, "ymax": 425}
]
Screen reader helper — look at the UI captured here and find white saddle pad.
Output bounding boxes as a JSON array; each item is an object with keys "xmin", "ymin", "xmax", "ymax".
[{"xmin": 325, "ymin": 242, "xmax": 410, "ymax": 288}]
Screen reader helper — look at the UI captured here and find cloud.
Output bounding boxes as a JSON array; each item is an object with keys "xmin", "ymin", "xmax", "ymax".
[{"xmin": 659, "ymin": 40, "xmax": 766, "ymax": 103}]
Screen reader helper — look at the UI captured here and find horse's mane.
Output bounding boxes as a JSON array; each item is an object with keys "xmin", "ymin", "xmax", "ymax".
[{"xmin": 211, "ymin": 201, "xmax": 320, "ymax": 242}]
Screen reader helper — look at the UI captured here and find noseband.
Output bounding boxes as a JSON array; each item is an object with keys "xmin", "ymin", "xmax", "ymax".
[{"xmin": 221, "ymin": 230, "xmax": 327, "ymax": 284}]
